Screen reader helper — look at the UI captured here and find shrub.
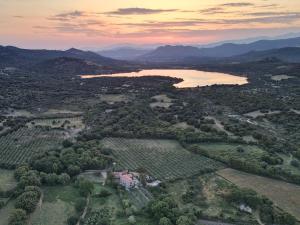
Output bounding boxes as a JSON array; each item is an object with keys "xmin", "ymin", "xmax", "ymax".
[{"xmin": 8, "ymin": 209, "xmax": 27, "ymax": 225}]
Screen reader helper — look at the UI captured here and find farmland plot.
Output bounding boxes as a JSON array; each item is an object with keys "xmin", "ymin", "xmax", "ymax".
[
  {"xmin": 218, "ymin": 168, "xmax": 300, "ymax": 220},
  {"xmin": 0, "ymin": 127, "xmax": 65, "ymax": 168},
  {"xmin": 101, "ymin": 138, "xmax": 223, "ymax": 180}
]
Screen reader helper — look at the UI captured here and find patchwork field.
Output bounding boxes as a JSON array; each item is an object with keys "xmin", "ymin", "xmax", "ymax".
[
  {"xmin": 0, "ymin": 127, "xmax": 65, "ymax": 168},
  {"xmin": 0, "ymin": 169, "xmax": 17, "ymax": 192},
  {"xmin": 218, "ymin": 168, "xmax": 300, "ymax": 220},
  {"xmin": 30, "ymin": 186, "xmax": 81, "ymax": 225},
  {"xmin": 101, "ymin": 138, "xmax": 223, "ymax": 180}
]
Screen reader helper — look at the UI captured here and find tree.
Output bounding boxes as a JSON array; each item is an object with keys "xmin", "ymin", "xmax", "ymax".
[
  {"xmin": 78, "ymin": 179, "xmax": 94, "ymax": 197},
  {"xmin": 15, "ymin": 190, "xmax": 40, "ymax": 213},
  {"xmin": 67, "ymin": 215, "xmax": 79, "ymax": 225},
  {"xmin": 75, "ymin": 199, "xmax": 86, "ymax": 212},
  {"xmin": 18, "ymin": 171, "xmax": 41, "ymax": 188},
  {"xmin": 8, "ymin": 209, "xmax": 27, "ymax": 225},
  {"xmin": 159, "ymin": 217, "xmax": 173, "ymax": 225},
  {"xmin": 128, "ymin": 215, "xmax": 136, "ymax": 224},
  {"xmin": 67, "ymin": 165, "xmax": 81, "ymax": 176},
  {"xmin": 14, "ymin": 165, "xmax": 30, "ymax": 181},
  {"xmin": 176, "ymin": 216, "xmax": 192, "ymax": 225}
]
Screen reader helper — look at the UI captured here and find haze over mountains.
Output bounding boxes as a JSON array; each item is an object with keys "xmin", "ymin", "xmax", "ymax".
[{"xmin": 1, "ymin": 36, "xmax": 300, "ymax": 74}]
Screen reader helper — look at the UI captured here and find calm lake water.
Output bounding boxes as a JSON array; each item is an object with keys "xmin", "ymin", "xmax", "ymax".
[{"xmin": 81, "ymin": 69, "xmax": 248, "ymax": 88}]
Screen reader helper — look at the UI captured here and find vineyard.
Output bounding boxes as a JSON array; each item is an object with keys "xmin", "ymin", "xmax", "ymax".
[
  {"xmin": 0, "ymin": 127, "xmax": 65, "ymax": 168},
  {"xmin": 101, "ymin": 138, "xmax": 223, "ymax": 180}
]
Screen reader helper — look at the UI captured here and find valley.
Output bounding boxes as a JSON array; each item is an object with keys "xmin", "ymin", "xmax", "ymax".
[{"xmin": 0, "ymin": 39, "xmax": 300, "ymax": 225}]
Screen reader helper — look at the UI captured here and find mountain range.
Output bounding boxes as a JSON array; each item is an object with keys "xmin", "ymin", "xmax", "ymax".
[{"xmin": 137, "ymin": 37, "xmax": 300, "ymax": 62}]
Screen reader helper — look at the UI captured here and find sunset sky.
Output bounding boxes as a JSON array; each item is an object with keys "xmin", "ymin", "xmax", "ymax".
[{"xmin": 1, "ymin": 0, "xmax": 300, "ymax": 49}]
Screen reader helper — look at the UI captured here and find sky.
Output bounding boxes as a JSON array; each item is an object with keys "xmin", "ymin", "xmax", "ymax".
[{"xmin": 1, "ymin": 0, "xmax": 300, "ymax": 49}]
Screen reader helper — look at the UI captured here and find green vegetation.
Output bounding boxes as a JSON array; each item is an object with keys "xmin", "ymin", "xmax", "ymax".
[
  {"xmin": 30, "ymin": 186, "xmax": 82, "ymax": 225},
  {"xmin": 102, "ymin": 138, "xmax": 223, "ymax": 180}
]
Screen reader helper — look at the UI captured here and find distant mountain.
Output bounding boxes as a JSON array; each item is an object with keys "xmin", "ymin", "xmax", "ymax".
[
  {"xmin": 198, "ymin": 32, "xmax": 300, "ymax": 48},
  {"xmin": 231, "ymin": 47, "xmax": 300, "ymax": 63},
  {"xmin": 33, "ymin": 57, "xmax": 108, "ymax": 75},
  {"xmin": 0, "ymin": 46, "xmax": 123, "ymax": 68},
  {"xmin": 138, "ymin": 45, "xmax": 202, "ymax": 62},
  {"xmin": 98, "ymin": 47, "xmax": 151, "ymax": 60},
  {"xmin": 138, "ymin": 37, "xmax": 300, "ymax": 62}
]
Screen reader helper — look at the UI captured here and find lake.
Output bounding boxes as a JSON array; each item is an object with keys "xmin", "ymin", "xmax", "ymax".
[{"xmin": 81, "ymin": 69, "xmax": 248, "ymax": 88}]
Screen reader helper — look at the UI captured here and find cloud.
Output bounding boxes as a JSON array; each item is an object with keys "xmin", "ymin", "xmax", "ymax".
[
  {"xmin": 55, "ymin": 10, "xmax": 84, "ymax": 18},
  {"xmin": 105, "ymin": 7, "xmax": 178, "ymax": 15},
  {"xmin": 199, "ymin": 7, "xmax": 229, "ymax": 15},
  {"xmin": 13, "ymin": 16, "xmax": 24, "ymax": 19},
  {"xmin": 220, "ymin": 2, "xmax": 254, "ymax": 7}
]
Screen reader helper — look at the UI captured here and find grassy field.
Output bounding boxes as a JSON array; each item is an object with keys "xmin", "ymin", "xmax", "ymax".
[
  {"xmin": 0, "ymin": 169, "xmax": 17, "ymax": 192},
  {"xmin": 0, "ymin": 127, "xmax": 65, "ymax": 167},
  {"xmin": 0, "ymin": 200, "xmax": 16, "ymax": 225},
  {"xmin": 29, "ymin": 186, "xmax": 82, "ymax": 225},
  {"xmin": 218, "ymin": 168, "xmax": 300, "ymax": 220},
  {"xmin": 195, "ymin": 143, "xmax": 265, "ymax": 164},
  {"xmin": 101, "ymin": 138, "xmax": 223, "ymax": 180}
]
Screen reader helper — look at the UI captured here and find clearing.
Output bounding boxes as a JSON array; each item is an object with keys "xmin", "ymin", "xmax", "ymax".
[
  {"xmin": 101, "ymin": 138, "xmax": 223, "ymax": 180},
  {"xmin": 217, "ymin": 168, "xmax": 300, "ymax": 220},
  {"xmin": 0, "ymin": 169, "xmax": 17, "ymax": 192},
  {"xmin": 271, "ymin": 75, "xmax": 294, "ymax": 81},
  {"xmin": 150, "ymin": 94, "xmax": 173, "ymax": 108}
]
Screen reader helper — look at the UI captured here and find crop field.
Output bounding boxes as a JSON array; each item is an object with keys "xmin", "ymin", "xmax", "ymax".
[
  {"xmin": 218, "ymin": 168, "xmax": 300, "ymax": 220},
  {"xmin": 0, "ymin": 127, "xmax": 65, "ymax": 168},
  {"xmin": 128, "ymin": 187, "xmax": 153, "ymax": 209},
  {"xmin": 101, "ymin": 138, "xmax": 223, "ymax": 180}
]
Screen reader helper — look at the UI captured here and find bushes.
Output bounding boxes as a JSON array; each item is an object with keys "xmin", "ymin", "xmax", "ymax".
[
  {"xmin": 84, "ymin": 207, "xmax": 111, "ymax": 225},
  {"xmin": 8, "ymin": 209, "xmax": 27, "ymax": 225},
  {"xmin": 76, "ymin": 178, "xmax": 94, "ymax": 197},
  {"xmin": 226, "ymin": 188, "xmax": 262, "ymax": 209},
  {"xmin": 15, "ymin": 188, "xmax": 41, "ymax": 213},
  {"xmin": 75, "ymin": 199, "xmax": 86, "ymax": 213},
  {"xmin": 94, "ymin": 189, "xmax": 112, "ymax": 198}
]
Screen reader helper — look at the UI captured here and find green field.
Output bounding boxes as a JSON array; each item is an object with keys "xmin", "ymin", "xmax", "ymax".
[
  {"xmin": 0, "ymin": 127, "xmax": 65, "ymax": 168},
  {"xmin": 0, "ymin": 200, "xmax": 16, "ymax": 225},
  {"xmin": 194, "ymin": 143, "xmax": 265, "ymax": 164},
  {"xmin": 0, "ymin": 169, "xmax": 17, "ymax": 192},
  {"xmin": 30, "ymin": 186, "xmax": 82, "ymax": 225},
  {"xmin": 101, "ymin": 138, "xmax": 223, "ymax": 180}
]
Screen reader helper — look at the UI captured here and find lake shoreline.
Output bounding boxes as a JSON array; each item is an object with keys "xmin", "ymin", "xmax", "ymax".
[{"xmin": 81, "ymin": 69, "xmax": 248, "ymax": 88}]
